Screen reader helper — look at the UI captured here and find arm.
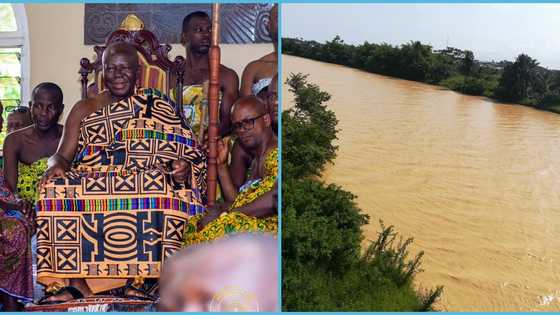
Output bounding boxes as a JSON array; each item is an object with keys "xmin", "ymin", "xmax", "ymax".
[
  {"xmin": 215, "ymin": 138, "xmax": 237, "ymax": 202},
  {"xmin": 2, "ymin": 134, "xmax": 34, "ymax": 214},
  {"xmin": 1, "ymin": 135, "xmax": 33, "ymax": 214},
  {"xmin": 240, "ymin": 61, "xmax": 256, "ymax": 97},
  {"xmin": 217, "ymin": 163, "xmax": 238, "ymax": 203},
  {"xmin": 3, "ymin": 133, "xmax": 19, "ymax": 193},
  {"xmin": 197, "ymin": 179, "xmax": 276, "ymax": 229},
  {"xmin": 229, "ymin": 141, "xmax": 251, "ymax": 190},
  {"xmin": 55, "ymin": 102, "xmax": 84, "ymax": 164},
  {"xmin": 219, "ymin": 68, "xmax": 240, "ymax": 136},
  {"xmin": 40, "ymin": 101, "xmax": 86, "ymax": 185},
  {"xmin": 230, "ymin": 181, "xmax": 277, "ymax": 218}
]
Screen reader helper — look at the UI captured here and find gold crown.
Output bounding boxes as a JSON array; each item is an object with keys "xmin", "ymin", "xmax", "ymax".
[{"xmin": 119, "ymin": 14, "xmax": 144, "ymax": 31}]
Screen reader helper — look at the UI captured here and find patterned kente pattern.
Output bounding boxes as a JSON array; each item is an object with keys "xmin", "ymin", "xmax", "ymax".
[
  {"xmin": 36, "ymin": 88, "xmax": 207, "ymax": 280},
  {"xmin": 35, "ymin": 211, "xmax": 188, "ymax": 278}
]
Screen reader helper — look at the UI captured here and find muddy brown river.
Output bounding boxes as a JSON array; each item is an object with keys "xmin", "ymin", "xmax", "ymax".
[{"xmin": 283, "ymin": 55, "xmax": 560, "ymax": 311}]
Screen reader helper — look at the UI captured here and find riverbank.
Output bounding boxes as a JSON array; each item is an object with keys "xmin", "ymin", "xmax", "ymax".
[
  {"xmin": 282, "ymin": 71, "xmax": 442, "ymax": 311},
  {"xmin": 283, "ymin": 37, "xmax": 560, "ymax": 116},
  {"xmin": 283, "ymin": 55, "xmax": 560, "ymax": 311}
]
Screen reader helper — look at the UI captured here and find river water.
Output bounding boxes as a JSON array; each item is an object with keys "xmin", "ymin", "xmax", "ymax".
[{"xmin": 283, "ymin": 55, "xmax": 560, "ymax": 311}]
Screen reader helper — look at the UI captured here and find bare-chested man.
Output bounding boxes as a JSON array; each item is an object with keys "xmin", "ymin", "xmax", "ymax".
[
  {"xmin": 230, "ymin": 74, "xmax": 277, "ymax": 189},
  {"xmin": 183, "ymin": 96, "xmax": 277, "ymax": 245},
  {"xmin": 178, "ymin": 11, "xmax": 239, "ymax": 136},
  {"xmin": 0, "ymin": 83, "xmax": 64, "ymax": 310}
]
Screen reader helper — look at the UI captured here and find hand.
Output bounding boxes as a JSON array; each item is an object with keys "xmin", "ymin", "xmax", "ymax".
[
  {"xmin": 201, "ymin": 134, "xmax": 229, "ymax": 163},
  {"xmin": 171, "ymin": 159, "xmax": 191, "ymax": 183},
  {"xmin": 21, "ymin": 199, "xmax": 36, "ymax": 222},
  {"xmin": 216, "ymin": 138, "xmax": 229, "ymax": 165},
  {"xmin": 39, "ymin": 163, "xmax": 67, "ymax": 188},
  {"xmin": 197, "ymin": 203, "xmax": 228, "ymax": 231},
  {"xmin": 14, "ymin": 198, "xmax": 33, "ymax": 217}
]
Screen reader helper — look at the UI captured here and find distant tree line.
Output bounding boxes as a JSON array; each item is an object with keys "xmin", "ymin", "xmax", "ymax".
[
  {"xmin": 283, "ymin": 36, "xmax": 560, "ymax": 113},
  {"xmin": 282, "ymin": 73, "xmax": 443, "ymax": 311}
]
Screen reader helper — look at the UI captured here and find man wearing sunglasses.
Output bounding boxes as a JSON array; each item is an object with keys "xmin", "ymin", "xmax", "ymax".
[
  {"xmin": 184, "ymin": 96, "xmax": 278, "ymax": 245},
  {"xmin": 6, "ymin": 106, "xmax": 32, "ymax": 133}
]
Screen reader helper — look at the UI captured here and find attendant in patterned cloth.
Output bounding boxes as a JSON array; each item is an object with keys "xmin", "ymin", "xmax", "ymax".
[
  {"xmin": 37, "ymin": 42, "xmax": 206, "ymax": 303},
  {"xmin": 184, "ymin": 96, "xmax": 277, "ymax": 245},
  {"xmin": 0, "ymin": 177, "xmax": 32, "ymax": 311},
  {"xmin": 172, "ymin": 11, "xmax": 239, "ymax": 138},
  {"xmin": 0, "ymin": 83, "xmax": 64, "ymax": 310},
  {"xmin": 229, "ymin": 74, "xmax": 278, "ymax": 189}
]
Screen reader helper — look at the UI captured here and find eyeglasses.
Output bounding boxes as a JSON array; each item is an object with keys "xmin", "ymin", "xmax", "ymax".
[
  {"xmin": 231, "ymin": 113, "xmax": 266, "ymax": 132},
  {"xmin": 6, "ymin": 106, "xmax": 29, "ymax": 114}
]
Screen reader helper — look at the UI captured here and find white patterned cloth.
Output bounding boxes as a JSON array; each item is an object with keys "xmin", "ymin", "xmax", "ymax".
[{"xmin": 251, "ymin": 77, "xmax": 273, "ymax": 96}]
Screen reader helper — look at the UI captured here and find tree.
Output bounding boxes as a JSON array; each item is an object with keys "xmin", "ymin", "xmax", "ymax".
[
  {"xmin": 428, "ymin": 53, "xmax": 455, "ymax": 84},
  {"xmin": 495, "ymin": 54, "xmax": 541, "ymax": 102},
  {"xmin": 398, "ymin": 41, "xmax": 433, "ymax": 81},
  {"xmin": 460, "ymin": 50, "xmax": 475, "ymax": 76}
]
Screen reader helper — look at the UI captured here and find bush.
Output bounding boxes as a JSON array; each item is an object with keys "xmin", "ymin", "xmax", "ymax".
[
  {"xmin": 461, "ymin": 77, "xmax": 485, "ymax": 95},
  {"xmin": 537, "ymin": 95, "xmax": 560, "ymax": 110},
  {"xmin": 440, "ymin": 75, "xmax": 465, "ymax": 90},
  {"xmin": 441, "ymin": 75, "xmax": 486, "ymax": 95},
  {"xmin": 282, "ymin": 73, "xmax": 338, "ymax": 180}
]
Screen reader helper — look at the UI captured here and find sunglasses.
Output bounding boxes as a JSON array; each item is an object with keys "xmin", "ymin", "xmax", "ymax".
[
  {"xmin": 5, "ymin": 105, "xmax": 29, "ymax": 114},
  {"xmin": 231, "ymin": 113, "xmax": 267, "ymax": 132}
]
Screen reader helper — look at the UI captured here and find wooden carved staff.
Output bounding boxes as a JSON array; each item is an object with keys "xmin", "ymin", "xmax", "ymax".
[{"xmin": 207, "ymin": 3, "xmax": 220, "ymax": 206}]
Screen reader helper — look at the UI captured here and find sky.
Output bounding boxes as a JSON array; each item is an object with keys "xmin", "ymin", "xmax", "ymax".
[{"xmin": 282, "ymin": 4, "xmax": 560, "ymax": 69}]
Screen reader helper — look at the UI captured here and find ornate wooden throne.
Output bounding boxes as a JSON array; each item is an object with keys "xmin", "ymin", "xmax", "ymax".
[{"xmin": 79, "ymin": 14, "xmax": 184, "ymax": 108}]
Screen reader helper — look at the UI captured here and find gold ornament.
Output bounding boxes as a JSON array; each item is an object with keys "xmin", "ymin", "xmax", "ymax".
[{"xmin": 119, "ymin": 14, "xmax": 144, "ymax": 31}]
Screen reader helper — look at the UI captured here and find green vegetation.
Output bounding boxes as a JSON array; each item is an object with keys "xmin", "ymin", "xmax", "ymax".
[
  {"xmin": 0, "ymin": 4, "xmax": 17, "ymax": 32},
  {"xmin": 283, "ymin": 36, "xmax": 560, "ymax": 113},
  {"xmin": 0, "ymin": 47, "xmax": 23, "ymax": 143},
  {"xmin": 282, "ymin": 73, "xmax": 443, "ymax": 311}
]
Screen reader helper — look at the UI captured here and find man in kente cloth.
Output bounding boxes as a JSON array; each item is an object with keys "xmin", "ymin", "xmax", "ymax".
[
  {"xmin": 184, "ymin": 96, "xmax": 277, "ymax": 245},
  {"xmin": 37, "ymin": 42, "xmax": 206, "ymax": 303}
]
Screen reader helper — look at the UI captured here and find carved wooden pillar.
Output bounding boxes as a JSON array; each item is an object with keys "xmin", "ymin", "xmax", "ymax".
[{"xmin": 207, "ymin": 3, "xmax": 221, "ymax": 206}]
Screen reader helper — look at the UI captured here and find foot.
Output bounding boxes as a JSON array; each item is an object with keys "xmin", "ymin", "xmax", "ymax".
[
  {"xmin": 123, "ymin": 286, "xmax": 156, "ymax": 301},
  {"xmin": 40, "ymin": 290, "xmax": 75, "ymax": 304},
  {"xmin": 38, "ymin": 286, "xmax": 84, "ymax": 305},
  {"xmin": 124, "ymin": 288, "xmax": 147, "ymax": 298}
]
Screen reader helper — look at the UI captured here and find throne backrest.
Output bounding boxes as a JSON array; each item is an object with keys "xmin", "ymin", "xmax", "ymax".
[{"xmin": 79, "ymin": 24, "xmax": 184, "ymax": 105}]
